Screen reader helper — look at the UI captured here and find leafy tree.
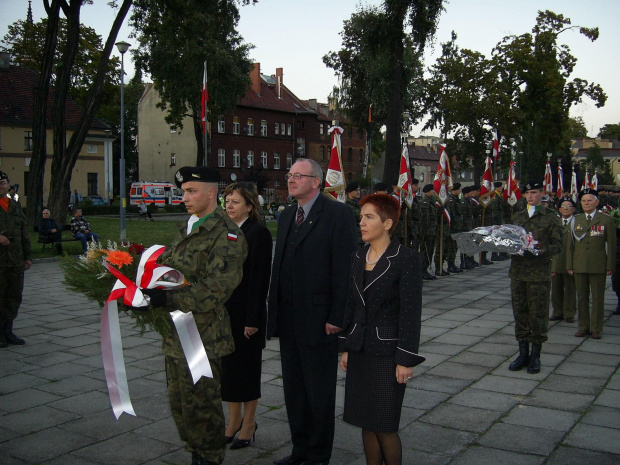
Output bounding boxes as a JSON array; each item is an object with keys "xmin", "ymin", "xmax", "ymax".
[
  {"xmin": 584, "ymin": 143, "xmax": 613, "ymax": 185},
  {"xmin": 492, "ymin": 10, "xmax": 606, "ymax": 180},
  {"xmin": 325, "ymin": 0, "xmax": 444, "ymax": 185},
  {"xmin": 567, "ymin": 116, "xmax": 588, "ymax": 139},
  {"xmin": 598, "ymin": 122, "xmax": 620, "ymax": 140},
  {"xmin": 130, "ymin": 0, "xmax": 257, "ymax": 166}
]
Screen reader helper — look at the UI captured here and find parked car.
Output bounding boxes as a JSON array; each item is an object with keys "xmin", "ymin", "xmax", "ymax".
[{"xmin": 86, "ymin": 195, "xmax": 106, "ymax": 206}]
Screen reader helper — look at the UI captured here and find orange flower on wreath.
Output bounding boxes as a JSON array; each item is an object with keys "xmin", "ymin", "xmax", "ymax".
[{"xmin": 104, "ymin": 250, "xmax": 134, "ymax": 268}]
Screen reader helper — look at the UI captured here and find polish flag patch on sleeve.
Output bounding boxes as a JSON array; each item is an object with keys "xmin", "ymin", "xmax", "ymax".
[{"xmin": 227, "ymin": 233, "xmax": 238, "ymax": 242}]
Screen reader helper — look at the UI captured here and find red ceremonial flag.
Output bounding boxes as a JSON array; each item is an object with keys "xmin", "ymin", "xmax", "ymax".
[
  {"xmin": 557, "ymin": 165, "xmax": 564, "ymax": 199},
  {"xmin": 581, "ymin": 170, "xmax": 590, "ymax": 191},
  {"xmin": 433, "ymin": 145, "xmax": 453, "ymax": 205},
  {"xmin": 543, "ymin": 155, "xmax": 553, "ymax": 194},
  {"xmin": 325, "ymin": 125, "xmax": 346, "ymax": 202},
  {"xmin": 492, "ymin": 130, "xmax": 499, "ymax": 161},
  {"xmin": 570, "ymin": 166, "xmax": 578, "ymax": 202},
  {"xmin": 201, "ymin": 61, "xmax": 208, "ymax": 134},
  {"xmin": 397, "ymin": 142, "xmax": 414, "ymax": 208},
  {"xmin": 503, "ymin": 161, "xmax": 521, "ymax": 207},
  {"xmin": 591, "ymin": 171, "xmax": 598, "ymax": 190},
  {"xmin": 479, "ymin": 156, "xmax": 495, "ymax": 208}
]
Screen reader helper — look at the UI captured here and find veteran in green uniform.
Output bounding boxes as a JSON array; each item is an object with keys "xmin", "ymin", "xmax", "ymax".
[
  {"xmin": 550, "ymin": 198, "xmax": 577, "ymax": 323},
  {"xmin": 508, "ymin": 181, "xmax": 563, "ymax": 374},
  {"xmin": 0, "ymin": 171, "xmax": 32, "ymax": 348},
  {"xmin": 567, "ymin": 189, "xmax": 616, "ymax": 340},
  {"xmin": 150, "ymin": 166, "xmax": 247, "ymax": 465}
]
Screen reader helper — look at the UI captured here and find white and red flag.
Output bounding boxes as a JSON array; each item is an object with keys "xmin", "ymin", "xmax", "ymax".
[
  {"xmin": 325, "ymin": 125, "xmax": 346, "ymax": 202},
  {"xmin": 557, "ymin": 165, "xmax": 564, "ymax": 198},
  {"xmin": 543, "ymin": 154, "xmax": 553, "ymax": 195},
  {"xmin": 479, "ymin": 156, "xmax": 495, "ymax": 208},
  {"xmin": 503, "ymin": 161, "xmax": 521, "ymax": 207},
  {"xmin": 581, "ymin": 170, "xmax": 591, "ymax": 191},
  {"xmin": 201, "ymin": 61, "xmax": 208, "ymax": 134},
  {"xmin": 591, "ymin": 171, "xmax": 598, "ymax": 190},
  {"xmin": 570, "ymin": 166, "xmax": 578, "ymax": 202},
  {"xmin": 397, "ymin": 141, "xmax": 414, "ymax": 208},
  {"xmin": 492, "ymin": 130, "xmax": 500, "ymax": 161},
  {"xmin": 433, "ymin": 145, "xmax": 453, "ymax": 205}
]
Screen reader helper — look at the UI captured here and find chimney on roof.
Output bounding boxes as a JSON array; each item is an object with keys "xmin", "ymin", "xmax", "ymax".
[
  {"xmin": 251, "ymin": 62, "xmax": 261, "ymax": 96},
  {"xmin": 308, "ymin": 99, "xmax": 317, "ymax": 110},
  {"xmin": 276, "ymin": 67, "xmax": 283, "ymax": 99}
]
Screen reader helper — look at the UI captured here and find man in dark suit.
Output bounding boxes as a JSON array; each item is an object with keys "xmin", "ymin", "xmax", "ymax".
[{"xmin": 267, "ymin": 158, "xmax": 358, "ymax": 465}]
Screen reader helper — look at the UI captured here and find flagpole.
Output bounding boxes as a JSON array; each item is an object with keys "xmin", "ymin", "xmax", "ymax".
[
  {"xmin": 364, "ymin": 105, "xmax": 371, "ymax": 179},
  {"xmin": 203, "ymin": 61, "xmax": 209, "ymax": 166}
]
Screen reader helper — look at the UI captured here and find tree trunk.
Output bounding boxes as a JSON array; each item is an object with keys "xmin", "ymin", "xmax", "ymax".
[{"xmin": 26, "ymin": 0, "xmax": 60, "ymax": 226}]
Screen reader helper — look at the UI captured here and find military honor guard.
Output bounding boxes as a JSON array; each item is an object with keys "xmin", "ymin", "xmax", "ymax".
[
  {"xmin": 419, "ymin": 184, "xmax": 438, "ymax": 280},
  {"xmin": 567, "ymin": 189, "xmax": 616, "ymax": 339}
]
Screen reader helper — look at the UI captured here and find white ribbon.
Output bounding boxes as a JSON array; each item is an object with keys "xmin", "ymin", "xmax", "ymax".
[{"xmin": 170, "ymin": 310, "xmax": 213, "ymax": 383}]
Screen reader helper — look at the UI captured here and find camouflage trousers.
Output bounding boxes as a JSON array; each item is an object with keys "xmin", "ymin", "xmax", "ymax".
[
  {"xmin": 446, "ymin": 235, "xmax": 459, "ymax": 261},
  {"xmin": 0, "ymin": 267, "xmax": 25, "ymax": 326},
  {"xmin": 433, "ymin": 233, "xmax": 450, "ymax": 268},
  {"xmin": 510, "ymin": 280, "xmax": 550, "ymax": 343},
  {"xmin": 419, "ymin": 235, "xmax": 436, "ymax": 271},
  {"xmin": 165, "ymin": 354, "xmax": 225, "ymax": 464}
]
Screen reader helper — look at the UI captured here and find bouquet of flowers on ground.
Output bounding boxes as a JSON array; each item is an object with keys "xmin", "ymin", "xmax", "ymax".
[
  {"xmin": 61, "ymin": 240, "xmax": 176, "ymax": 336},
  {"xmin": 451, "ymin": 224, "xmax": 540, "ymax": 256}
]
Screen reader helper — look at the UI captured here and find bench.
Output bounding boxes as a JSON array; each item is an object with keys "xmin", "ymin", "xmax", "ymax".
[{"xmin": 34, "ymin": 224, "xmax": 81, "ymax": 254}]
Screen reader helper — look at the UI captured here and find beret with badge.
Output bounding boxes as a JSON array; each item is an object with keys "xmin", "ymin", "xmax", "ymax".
[
  {"xmin": 522, "ymin": 180, "xmax": 543, "ymax": 193},
  {"xmin": 174, "ymin": 166, "xmax": 220, "ymax": 188},
  {"xmin": 578, "ymin": 188, "xmax": 599, "ymax": 200},
  {"xmin": 0, "ymin": 170, "xmax": 8, "ymax": 181}
]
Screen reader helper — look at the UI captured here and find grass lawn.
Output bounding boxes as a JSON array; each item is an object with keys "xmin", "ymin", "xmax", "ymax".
[{"xmin": 30, "ymin": 217, "xmax": 278, "ymax": 260}]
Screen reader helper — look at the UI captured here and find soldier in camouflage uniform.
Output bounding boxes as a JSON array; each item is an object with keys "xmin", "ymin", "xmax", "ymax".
[
  {"xmin": 445, "ymin": 183, "xmax": 464, "ymax": 273},
  {"xmin": 0, "ymin": 171, "xmax": 32, "ymax": 348},
  {"xmin": 419, "ymin": 184, "xmax": 437, "ymax": 280},
  {"xmin": 345, "ymin": 182, "xmax": 363, "ymax": 247},
  {"xmin": 468, "ymin": 185, "xmax": 482, "ymax": 267},
  {"xmin": 508, "ymin": 181, "xmax": 563, "ymax": 374},
  {"xmin": 434, "ymin": 192, "xmax": 451, "ymax": 276},
  {"xmin": 151, "ymin": 166, "xmax": 248, "ymax": 465},
  {"xmin": 459, "ymin": 186, "xmax": 475, "ymax": 270}
]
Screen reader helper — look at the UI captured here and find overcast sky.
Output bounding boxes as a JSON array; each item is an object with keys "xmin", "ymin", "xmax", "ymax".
[{"xmin": 1, "ymin": 0, "xmax": 618, "ymax": 137}]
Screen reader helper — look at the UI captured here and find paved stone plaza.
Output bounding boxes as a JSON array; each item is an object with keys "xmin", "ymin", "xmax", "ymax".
[{"xmin": 1, "ymin": 257, "xmax": 619, "ymax": 464}]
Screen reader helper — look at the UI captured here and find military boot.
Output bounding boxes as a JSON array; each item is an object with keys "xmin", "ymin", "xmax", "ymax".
[
  {"xmin": 0, "ymin": 325, "xmax": 8, "ymax": 348},
  {"xmin": 468, "ymin": 256, "xmax": 480, "ymax": 268},
  {"xmin": 447, "ymin": 261, "xmax": 462, "ymax": 273},
  {"xmin": 435, "ymin": 267, "xmax": 449, "ymax": 277},
  {"xmin": 527, "ymin": 343, "xmax": 542, "ymax": 374},
  {"xmin": 508, "ymin": 341, "xmax": 530, "ymax": 371},
  {"xmin": 5, "ymin": 322, "xmax": 25, "ymax": 345},
  {"xmin": 480, "ymin": 253, "xmax": 493, "ymax": 265}
]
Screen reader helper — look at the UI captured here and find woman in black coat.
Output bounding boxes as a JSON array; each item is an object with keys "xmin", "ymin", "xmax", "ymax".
[
  {"xmin": 339, "ymin": 194, "xmax": 424, "ymax": 465},
  {"xmin": 221, "ymin": 182, "xmax": 272, "ymax": 449}
]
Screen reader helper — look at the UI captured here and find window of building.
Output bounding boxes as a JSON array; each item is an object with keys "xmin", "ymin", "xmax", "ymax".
[
  {"xmin": 297, "ymin": 120, "xmax": 305, "ymax": 129},
  {"xmin": 87, "ymin": 173, "xmax": 98, "ymax": 195},
  {"xmin": 247, "ymin": 150, "xmax": 254, "ymax": 167},
  {"xmin": 218, "ymin": 180, "xmax": 228, "ymax": 189},
  {"xmin": 233, "ymin": 116, "xmax": 240, "ymax": 135},
  {"xmin": 274, "ymin": 180, "xmax": 280, "ymax": 188},
  {"xmin": 275, "ymin": 122, "xmax": 279, "ymax": 135},
  {"xmin": 87, "ymin": 144, "xmax": 98, "ymax": 154},
  {"xmin": 261, "ymin": 120, "xmax": 267, "ymax": 137},
  {"xmin": 218, "ymin": 115, "xmax": 225, "ymax": 133},
  {"xmin": 274, "ymin": 153, "xmax": 280, "ymax": 169},
  {"xmin": 261, "ymin": 151, "xmax": 268, "ymax": 168},
  {"xmin": 286, "ymin": 153, "xmax": 292, "ymax": 169},
  {"xmin": 348, "ymin": 147, "xmax": 353, "ymax": 162},
  {"xmin": 247, "ymin": 118, "xmax": 254, "ymax": 136},
  {"xmin": 359, "ymin": 148, "xmax": 364, "ymax": 163},
  {"xmin": 23, "ymin": 171, "xmax": 29, "ymax": 195},
  {"xmin": 320, "ymin": 146, "xmax": 325, "ymax": 161},
  {"xmin": 218, "ymin": 148, "xmax": 226, "ymax": 167},
  {"xmin": 170, "ymin": 153, "xmax": 176, "ymax": 166},
  {"xmin": 233, "ymin": 149, "xmax": 240, "ymax": 167},
  {"xmin": 287, "ymin": 124, "xmax": 292, "ymax": 136},
  {"xmin": 319, "ymin": 124, "xmax": 324, "ymax": 135},
  {"xmin": 24, "ymin": 131, "xmax": 33, "ymax": 151},
  {"xmin": 281, "ymin": 123, "xmax": 285, "ymax": 136}
]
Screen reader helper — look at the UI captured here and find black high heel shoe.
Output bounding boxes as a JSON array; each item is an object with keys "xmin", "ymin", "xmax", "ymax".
[
  {"xmin": 230, "ymin": 422, "xmax": 258, "ymax": 449},
  {"xmin": 225, "ymin": 421, "xmax": 243, "ymax": 444}
]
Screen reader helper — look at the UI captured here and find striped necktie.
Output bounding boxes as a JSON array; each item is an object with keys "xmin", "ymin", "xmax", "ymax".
[{"xmin": 296, "ymin": 206, "xmax": 305, "ymax": 227}]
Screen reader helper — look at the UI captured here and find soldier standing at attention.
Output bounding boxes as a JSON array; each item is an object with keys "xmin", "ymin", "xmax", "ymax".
[
  {"xmin": 468, "ymin": 185, "xmax": 482, "ymax": 268},
  {"xmin": 460, "ymin": 186, "xmax": 475, "ymax": 270},
  {"xmin": 446, "ymin": 183, "xmax": 463, "ymax": 273},
  {"xmin": 567, "ymin": 189, "xmax": 616, "ymax": 340},
  {"xmin": 345, "ymin": 182, "xmax": 363, "ymax": 248},
  {"xmin": 419, "ymin": 184, "xmax": 438, "ymax": 280},
  {"xmin": 508, "ymin": 181, "xmax": 563, "ymax": 374},
  {"xmin": 0, "ymin": 171, "xmax": 32, "ymax": 348},
  {"xmin": 148, "ymin": 166, "xmax": 247, "ymax": 465},
  {"xmin": 550, "ymin": 198, "xmax": 577, "ymax": 323}
]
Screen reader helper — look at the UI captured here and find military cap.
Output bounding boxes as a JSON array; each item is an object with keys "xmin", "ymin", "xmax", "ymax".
[
  {"xmin": 462, "ymin": 186, "xmax": 471, "ymax": 194},
  {"xmin": 522, "ymin": 180, "xmax": 543, "ymax": 193},
  {"xmin": 493, "ymin": 181, "xmax": 503, "ymax": 188},
  {"xmin": 452, "ymin": 182, "xmax": 461, "ymax": 190},
  {"xmin": 411, "ymin": 178, "xmax": 420, "ymax": 185},
  {"xmin": 471, "ymin": 184, "xmax": 481, "ymax": 191},
  {"xmin": 374, "ymin": 182, "xmax": 389, "ymax": 193},
  {"xmin": 559, "ymin": 197, "xmax": 576, "ymax": 208},
  {"xmin": 345, "ymin": 182, "xmax": 360, "ymax": 193},
  {"xmin": 0, "ymin": 171, "xmax": 8, "ymax": 181},
  {"xmin": 422, "ymin": 184, "xmax": 434, "ymax": 193},
  {"xmin": 579, "ymin": 188, "xmax": 599, "ymax": 199},
  {"xmin": 174, "ymin": 166, "xmax": 220, "ymax": 188}
]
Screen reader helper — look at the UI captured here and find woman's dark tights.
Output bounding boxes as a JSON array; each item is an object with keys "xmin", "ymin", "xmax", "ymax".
[{"xmin": 362, "ymin": 429, "xmax": 402, "ymax": 465}]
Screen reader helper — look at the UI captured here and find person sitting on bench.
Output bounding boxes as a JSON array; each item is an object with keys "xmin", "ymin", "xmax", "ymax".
[
  {"xmin": 69, "ymin": 208, "xmax": 98, "ymax": 253},
  {"xmin": 38, "ymin": 209, "xmax": 63, "ymax": 254},
  {"xmin": 138, "ymin": 200, "xmax": 153, "ymax": 220}
]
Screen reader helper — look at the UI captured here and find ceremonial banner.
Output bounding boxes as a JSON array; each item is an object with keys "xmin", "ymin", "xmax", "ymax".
[
  {"xmin": 570, "ymin": 166, "xmax": 578, "ymax": 202},
  {"xmin": 397, "ymin": 141, "xmax": 414, "ymax": 208},
  {"xmin": 492, "ymin": 131, "xmax": 500, "ymax": 161},
  {"xmin": 503, "ymin": 161, "xmax": 521, "ymax": 207},
  {"xmin": 591, "ymin": 171, "xmax": 598, "ymax": 190},
  {"xmin": 201, "ymin": 61, "xmax": 208, "ymax": 134},
  {"xmin": 582, "ymin": 170, "xmax": 591, "ymax": 191},
  {"xmin": 479, "ymin": 156, "xmax": 495, "ymax": 208},
  {"xmin": 325, "ymin": 125, "xmax": 346, "ymax": 202},
  {"xmin": 543, "ymin": 155, "xmax": 553, "ymax": 194},
  {"xmin": 557, "ymin": 165, "xmax": 564, "ymax": 199},
  {"xmin": 433, "ymin": 145, "xmax": 453, "ymax": 205}
]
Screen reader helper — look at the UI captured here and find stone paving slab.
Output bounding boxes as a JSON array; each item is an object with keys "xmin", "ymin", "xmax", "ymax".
[{"xmin": 478, "ymin": 423, "xmax": 565, "ymax": 456}]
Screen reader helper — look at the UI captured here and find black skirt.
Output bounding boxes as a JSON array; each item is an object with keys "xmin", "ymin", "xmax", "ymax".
[{"xmin": 343, "ymin": 350, "xmax": 405, "ymax": 433}]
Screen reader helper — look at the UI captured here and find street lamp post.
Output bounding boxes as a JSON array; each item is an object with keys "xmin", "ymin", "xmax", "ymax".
[{"xmin": 115, "ymin": 41, "xmax": 131, "ymax": 244}]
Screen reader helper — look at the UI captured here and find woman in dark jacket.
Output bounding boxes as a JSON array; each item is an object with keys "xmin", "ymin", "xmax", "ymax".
[
  {"xmin": 339, "ymin": 194, "xmax": 424, "ymax": 465},
  {"xmin": 221, "ymin": 182, "xmax": 272, "ymax": 449}
]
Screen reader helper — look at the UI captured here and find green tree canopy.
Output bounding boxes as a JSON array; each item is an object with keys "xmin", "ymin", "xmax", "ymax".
[
  {"xmin": 584, "ymin": 143, "xmax": 613, "ymax": 185},
  {"xmin": 598, "ymin": 122, "xmax": 620, "ymax": 140},
  {"xmin": 567, "ymin": 116, "xmax": 588, "ymax": 139}
]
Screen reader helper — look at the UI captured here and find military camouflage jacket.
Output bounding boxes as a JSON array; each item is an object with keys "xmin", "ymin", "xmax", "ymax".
[
  {"xmin": 446, "ymin": 193, "xmax": 463, "ymax": 233},
  {"xmin": 0, "ymin": 198, "xmax": 32, "ymax": 268},
  {"xmin": 462, "ymin": 196, "xmax": 474, "ymax": 231},
  {"xmin": 470, "ymin": 197, "xmax": 482, "ymax": 228},
  {"xmin": 483, "ymin": 193, "xmax": 503, "ymax": 226},
  {"xmin": 346, "ymin": 198, "xmax": 363, "ymax": 245},
  {"xmin": 509, "ymin": 205, "xmax": 563, "ymax": 282},
  {"xmin": 409, "ymin": 196, "xmax": 422, "ymax": 240},
  {"xmin": 419, "ymin": 194, "xmax": 437, "ymax": 236},
  {"xmin": 160, "ymin": 207, "xmax": 248, "ymax": 358}
]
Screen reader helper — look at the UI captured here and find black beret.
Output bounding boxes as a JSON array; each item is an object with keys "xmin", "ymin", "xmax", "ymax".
[
  {"xmin": 411, "ymin": 178, "xmax": 419, "ymax": 185},
  {"xmin": 374, "ymin": 182, "xmax": 389, "ymax": 192},
  {"xmin": 0, "ymin": 171, "xmax": 8, "ymax": 181},
  {"xmin": 493, "ymin": 181, "xmax": 503, "ymax": 188},
  {"xmin": 579, "ymin": 188, "xmax": 599, "ymax": 199},
  {"xmin": 422, "ymin": 184, "xmax": 434, "ymax": 193},
  {"xmin": 559, "ymin": 197, "xmax": 576, "ymax": 208},
  {"xmin": 471, "ymin": 184, "xmax": 480, "ymax": 191},
  {"xmin": 462, "ymin": 186, "xmax": 471, "ymax": 194},
  {"xmin": 452, "ymin": 182, "xmax": 461, "ymax": 190},
  {"xmin": 174, "ymin": 166, "xmax": 221, "ymax": 188},
  {"xmin": 522, "ymin": 180, "xmax": 542, "ymax": 192},
  {"xmin": 345, "ymin": 182, "xmax": 360, "ymax": 193}
]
